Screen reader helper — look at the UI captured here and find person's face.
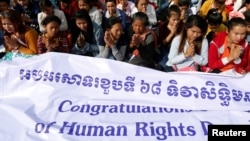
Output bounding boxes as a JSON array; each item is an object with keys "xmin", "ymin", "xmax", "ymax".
[
  {"xmin": 227, "ymin": 25, "xmax": 247, "ymax": 44},
  {"xmin": 0, "ymin": 2, "xmax": 9, "ymax": 12},
  {"xmin": 137, "ymin": 0, "xmax": 147, "ymax": 12},
  {"xmin": 1, "ymin": 18, "xmax": 15, "ymax": 34},
  {"xmin": 208, "ymin": 23, "xmax": 220, "ymax": 32},
  {"xmin": 246, "ymin": 4, "xmax": 250, "ymax": 11},
  {"xmin": 132, "ymin": 19, "xmax": 146, "ymax": 34},
  {"xmin": 45, "ymin": 21, "xmax": 59, "ymax": 38},
  {"xmin": 109, "ymin": 23, "xmax": 123, "ymax": 40},
  {"xmin": 186, "ymin": 26, "xmax": 202, "ymax": 42},
  {"xmin": 41, "ymin": 6, "xmax": 54, "ymax": 15},
  {"xmin": 76, "ymin": 18, "xmax": 88, "ymax": 31},
  {"xmin": 78, "ymin": 1, "xmax": 90, "ymax": 11},
  {"xmin": 106, "ymin": 2, "xmax": 116, "ymax": 14},
  {"xmin": 168, "ymin": 13, "xmax": 180, "ymax": 27},
  {"xmin": 16, "ymin": 0, "xmax": 29, "ymax": 7}
]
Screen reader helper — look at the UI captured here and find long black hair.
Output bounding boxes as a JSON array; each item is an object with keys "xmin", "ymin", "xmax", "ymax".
[{"xmin": 71, "ymin": 9, "xmax": 94, "ymax": 44}]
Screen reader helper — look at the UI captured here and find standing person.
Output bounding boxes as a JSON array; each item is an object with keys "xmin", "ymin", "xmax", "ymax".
[
  {"xmin": 127, "ymin": 12, "xmax": 156, "ymax": 68},
  {"xmin": 1, "ymin": 9, "xmax": 38, "ymax": 55},
  {"xmin": 208, "ymin": 17, "xmax": 249, "ymax": 75},
  {"xmin": 71, "ymin": 9, "xmax": 104, "ymax": 57},
  {"xmin": 165, "ymin": 15, "xmax": 208, "ymax": 72},
  {"xmin": 37, "ymin": 0, "xmax": 68, "ymax": 33},
  {"xmin": 98, "ymin": 16, "xmax": 128, "ymax": 60},
  {"xmin": 37, "ymin": 15, "xmax": 70, "ymax": 54}
]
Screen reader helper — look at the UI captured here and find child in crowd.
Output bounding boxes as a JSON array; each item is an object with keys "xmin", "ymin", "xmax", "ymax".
[
  {"xmin": 71, "ymin": 9, "xmax": 104, "ymax": 57},
  {"xmin": 205, "ymin": 8, "xmax": 226, "ymax": 43},
  {"xmin": 77, "ymin": 0, "xmax": 103, "ymax": 26},
  {"xmin": 102, "ymin": 0, "xmax": 127, "ymax": 32},
  {"xmin": 127, "ymin": 12, "xmax": 156, "ymax": 68},
  {"xmin": 1, "ymin": 9, "xmax": 38, "ymax": 55},
  {"xmin": 157, "ymin": 4, "xmax": 184, "ymax": 70},
  {"xmin": 165, "ymin": 15, "xmax": 208, "ymax": 72},
  {"xmin": 38, "ymin": 0, "xmax": 68, "ymax": 33},
  {"xmin": 98, "ymin": 16, "xmax": 128, "ymax": 60},
  {"xmin": 37, "ymin": 15, "xmax": 70, "ymax": 54},
  {"xmin": 208, "ymin": 17, "xmax": 249, "ymax": 75},
  {"xmin": 131, "ymin": 0, "xmax": 157, "ymax": 29}
]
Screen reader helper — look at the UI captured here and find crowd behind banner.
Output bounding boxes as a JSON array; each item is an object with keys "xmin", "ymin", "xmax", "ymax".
[
  {"xmin": 0, "ymin": 0, "xmax": 250, "ymax": 76},
  {"xmin": 0, "ymin": 51, "xmax": 250, "ymax": 141}
]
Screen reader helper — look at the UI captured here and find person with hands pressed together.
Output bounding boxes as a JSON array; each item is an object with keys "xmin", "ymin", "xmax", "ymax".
[
  {"xmin": 1, "ymin": 9, "xmax": 38, "ymax": 55},
  {"xmin": 165, "ymin": 15, "xmax": 208, "ymax": 72},
  {"xmin": 208, "ymin": 17, "xmax": 249, "ymax": 75},
  {"xmin": 37, "ymin": 15, "xmax": 70, "ymax": 54},
  {"xmin": 127, "ymin": 12, "xmax": 156, "ymax": 68},
  {"xmin": 71, "ymin": 9, "xmax": 104, "ymax": 57},
  {"xmin": 98, "ymin": 16, "xmax": 128, "ymax": 61}
]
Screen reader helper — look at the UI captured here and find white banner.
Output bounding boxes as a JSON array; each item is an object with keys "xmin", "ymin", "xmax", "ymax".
[{"xmin": 0, "ymin": 52, "xmax": 249, "ymax": 141}]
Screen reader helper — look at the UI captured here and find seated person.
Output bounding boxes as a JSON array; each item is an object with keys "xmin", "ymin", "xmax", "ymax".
[
  {"xmin": 205, "ymin": 8, "xmax": 226, "ymax": 43},
  {"xmin": 1, "ymin": 9, "xmax": 38, "ymax": 55},
  {"xmin": 208, "ymin": 17, "xmax": 249, "ymax": 75}
]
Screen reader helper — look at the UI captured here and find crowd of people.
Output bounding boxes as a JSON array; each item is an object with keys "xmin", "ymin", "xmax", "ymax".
[{"xmin": 0, "ymin": 0, "xmax": 250, "ymax": 76}]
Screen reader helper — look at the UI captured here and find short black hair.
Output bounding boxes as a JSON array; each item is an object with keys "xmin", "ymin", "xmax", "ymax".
[
  {"xmin": 206, "ymin": 8, "xmax": 223, "ymax": 25},
  {"xmin": 41, "ymin": 15, "xmax": 61, "ymax": 26},
  {"xmin": 227, "ymin": 17, "xmax": 247, "ymax": 31}
]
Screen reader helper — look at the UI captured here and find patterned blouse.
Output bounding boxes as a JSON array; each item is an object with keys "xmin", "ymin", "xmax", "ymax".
[{"xmin": 37, "ymin": 32, "xmax": 70, "ymax": 54}]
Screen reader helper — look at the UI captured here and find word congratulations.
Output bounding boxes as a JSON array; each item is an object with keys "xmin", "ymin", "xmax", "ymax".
[{"xmin": 19, "ymin": 69, "xmax": 250, "ymax": 106}]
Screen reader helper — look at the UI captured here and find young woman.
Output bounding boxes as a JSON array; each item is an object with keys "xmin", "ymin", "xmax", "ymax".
[
  {"xmin": 38, "ymin": 0, "xmax": 68, "ymax": 33},
  {"xmin": 127, "ymin": 12, "xmax": 156, "ymax": 68},
  {"xmin": 165, "ymin": 15, "xmax": 208, "ymax": 72},
  {"xmin": 37, "ymin": 15, "xmax": 70, "ymax": 54},
  {"xmin": 208, "ymin": 17, "xmax": 249, "ymax": 75},
  {"xmin": 98, "ymin": 16, "xmax": 128, "ymax": 60},
  {"xmin": 0, "ymin": 9, "xmax": 38, "ymax": 55},
  {"xmin": 70, "ymin": 9, "xmax": 104, "ymax": 57}
]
